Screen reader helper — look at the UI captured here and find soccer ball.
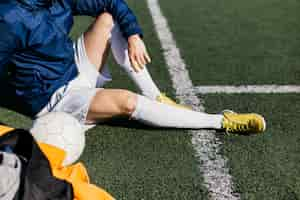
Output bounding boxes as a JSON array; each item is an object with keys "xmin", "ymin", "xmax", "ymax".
[{"xmin": 30, "ymin": 112, "xmax": 86, "ymax": 166}]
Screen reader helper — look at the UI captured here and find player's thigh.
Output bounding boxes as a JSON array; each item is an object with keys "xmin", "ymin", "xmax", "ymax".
[
  {"xmin": 87, "ymin": 89, "xmax": 137, "ymax": 122},
  {"xmin": 84, "ymin": 13, "xmax": 113, "ymax": 71}
]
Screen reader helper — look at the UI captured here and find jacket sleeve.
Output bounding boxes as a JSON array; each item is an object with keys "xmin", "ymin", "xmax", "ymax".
[
  {"xmin": 70, "ymin": 0, "xmax": 143, "ymax": 39},
  {"xmin": 0, "ymin": 20, "xmax": 18, "ymax": 78}
]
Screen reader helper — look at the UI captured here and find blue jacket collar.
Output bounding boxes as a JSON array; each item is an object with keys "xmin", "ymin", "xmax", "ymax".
[{"xmin": 18, "ymin": 0, "xmax": 52, "ymax": 9}]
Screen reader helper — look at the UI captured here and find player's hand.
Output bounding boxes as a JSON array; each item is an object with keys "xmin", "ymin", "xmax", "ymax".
[{"xmin": 128, "ymin": 34, "xmax": 151, "ymax": 72}]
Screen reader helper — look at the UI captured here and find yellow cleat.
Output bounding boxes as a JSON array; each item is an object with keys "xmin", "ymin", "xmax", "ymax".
[
  {"xmin": 156, "ymin": 93, "xmax": 192, "ymax": 110},
  {"xmin": 222, "ymin": 110, "xmax": 266, "ymax": 134}
]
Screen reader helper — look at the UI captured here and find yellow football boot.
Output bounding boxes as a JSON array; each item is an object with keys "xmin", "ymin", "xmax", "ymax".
[
  {"xmin": 222, "ymin": 110, "xmax": 266, "ymax": 134},
  {"xmin": 156, "ymin": 93, "xmax": 192, "ymax": 110}
]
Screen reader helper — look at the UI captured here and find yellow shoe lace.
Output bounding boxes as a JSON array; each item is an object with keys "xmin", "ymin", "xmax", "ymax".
[
  {"xmin": 222, "ymin": 112, "xmax": 264, "ymax": 134},
  {"xmin": 223, "ymin": 116, "xmax": 251, "ymax": 133}
]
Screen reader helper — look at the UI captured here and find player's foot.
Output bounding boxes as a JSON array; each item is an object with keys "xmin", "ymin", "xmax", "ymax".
[
  {"xmin": 156, "ymin": 93, "xmax": 191, "ymax": 110},
  {"xmin": 222, "ymin": 110, "xmax": 266, "ymax": 134}
]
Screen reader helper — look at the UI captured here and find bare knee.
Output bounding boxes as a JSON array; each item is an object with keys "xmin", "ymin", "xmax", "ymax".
[
  {"xmin": 94, "ymin": 12, "xmax": 114, "ymax": 32},
  {"xmin": 119, "ymin": 90, "xmax": 137, "ymax": 116},
  {"xmin": 87, "ymin": 89, "xmax": 137, "ymax": 122}
]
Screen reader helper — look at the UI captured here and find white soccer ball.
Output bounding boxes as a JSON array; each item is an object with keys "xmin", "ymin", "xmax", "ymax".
[{"xmin": 30, "ymin": 112, "xmax": 85, "ymax": 166}]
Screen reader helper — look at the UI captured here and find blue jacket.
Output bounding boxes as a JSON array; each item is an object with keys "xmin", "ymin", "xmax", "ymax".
[{"xmin": 0, "ymin": 0, "xmax": 142, "ymax": 117}]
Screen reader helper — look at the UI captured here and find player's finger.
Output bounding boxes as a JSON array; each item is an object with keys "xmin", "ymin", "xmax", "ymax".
[
  {"xmin": 130, "ymin": 56, "xmax": 140, "ymax": 72},
  {"xmin": 139, "ymin": 54, "xmax": 147, "ymax": 67},
  {"xmin": 144, "ymin": 52, "xmax": 151, "ymax": 64},
  {"xmin": 136, "ymin": 55, "xmax": 145, "ymax": 70}
]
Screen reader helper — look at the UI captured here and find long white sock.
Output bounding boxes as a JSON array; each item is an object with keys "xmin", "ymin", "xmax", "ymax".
[
  {"xmin": 132, "ymin": 95, "xmax": 223, "ymax": 129},
  {"xmin": 110, "ymin": 25, "xmax": 161, "ymax": 100}
]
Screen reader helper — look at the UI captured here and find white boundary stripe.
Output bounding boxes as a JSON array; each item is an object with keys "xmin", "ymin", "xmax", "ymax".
[
  {"xmin": 146, "ymin": 0, "xmax": 240, "ymax": 199},
  {"xmin": 192, "ymin": 85, "xmax": 300, "ymax": 94}
]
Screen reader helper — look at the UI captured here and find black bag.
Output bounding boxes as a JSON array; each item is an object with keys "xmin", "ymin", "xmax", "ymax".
[{"xmin": 0, "ymin": 129, "xmax": 73, "ymax": 200}]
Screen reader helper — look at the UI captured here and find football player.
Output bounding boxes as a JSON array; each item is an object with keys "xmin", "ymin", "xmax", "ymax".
[{"xmin": 0, "ymin": 0, "xmax": 265, "ymax": 133}]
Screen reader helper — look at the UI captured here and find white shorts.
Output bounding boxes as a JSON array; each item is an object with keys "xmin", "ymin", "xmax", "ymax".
[{"xmin": 36, "ymin": 35, "xmax": 112, "ymax": 125}]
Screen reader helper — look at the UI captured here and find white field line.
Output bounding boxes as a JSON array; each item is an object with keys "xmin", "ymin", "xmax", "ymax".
[
  {"xmin": 191, "ymin": 85, "xmax": 300, "ymax": 94},
  {"xmin": 147, "ymin": 0, "xmax": 240, "ymax": 199}
]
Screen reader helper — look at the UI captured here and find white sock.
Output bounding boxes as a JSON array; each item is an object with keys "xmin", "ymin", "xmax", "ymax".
[
  {"xmin": 132, "ymin": 95, "xmax": 223, "ymax": 129},
  {"xmin": 110, "ymin": 25, "xmax": 161, "ymax": 100}
]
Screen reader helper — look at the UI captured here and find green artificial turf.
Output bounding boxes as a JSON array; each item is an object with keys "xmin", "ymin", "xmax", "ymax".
[
  {"xmin": 82, "ymin": 125, "xmax": 208, "ymax": 200},
  {"xmin": 160, "ymin": 0, "xmax": 300, "ymax": 85},
  {"xmin": 204, "ymin": 94, "xmax": 300, "ymax": 200},
  {"xmin": 0, "ymin": 108, "xmax": 31, "ymax": 129}
]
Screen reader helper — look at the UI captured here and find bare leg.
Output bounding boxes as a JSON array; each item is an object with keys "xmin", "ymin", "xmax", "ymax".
[{"xmin": 83, "ymin": 13, "xmax": 113, "ymax": 72}]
